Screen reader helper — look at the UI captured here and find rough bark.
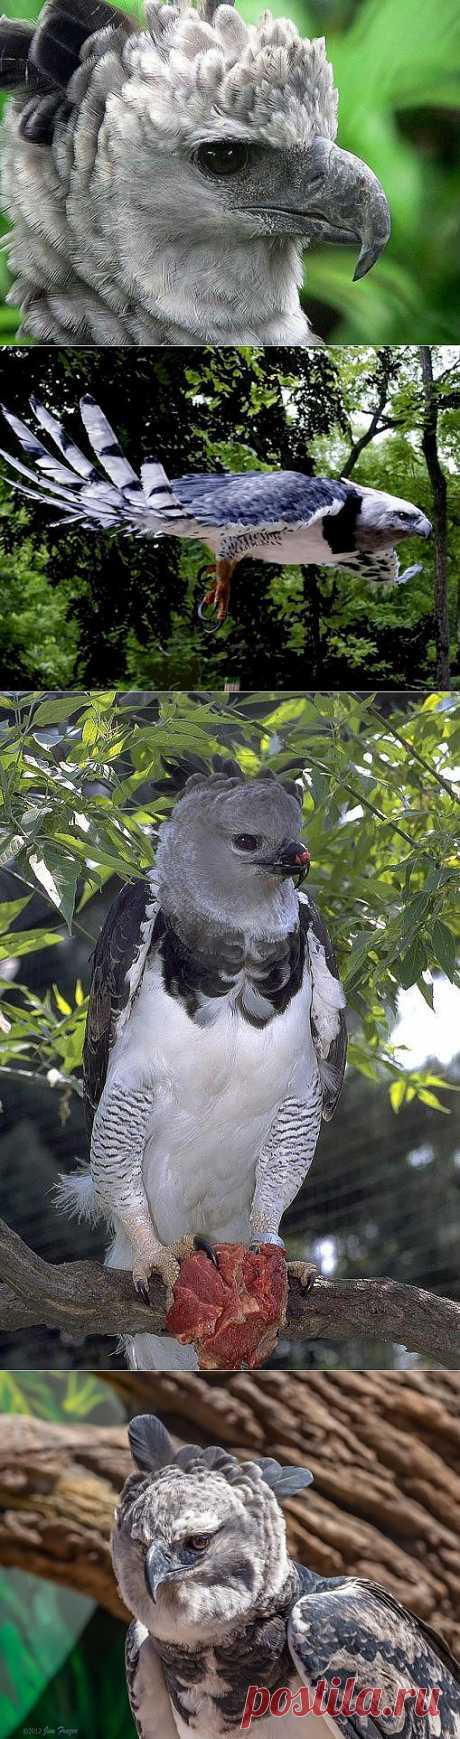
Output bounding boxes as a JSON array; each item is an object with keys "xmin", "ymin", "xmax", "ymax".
[
  {"xmin": 418, "ymin": 345, "xmax": 450, "ymax": 684},
  {"xmin": 1, "ymin": 1215, "xmax": 460, "ymax": 1364},
  {"xmin": 0, "ymin": 1372, "xmax": 459, "ymax": 1658}
]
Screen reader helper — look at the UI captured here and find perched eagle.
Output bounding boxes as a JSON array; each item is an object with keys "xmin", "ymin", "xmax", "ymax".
[
  {"xmin": 58, "ymin": 762, "xmax": 347, "ymax": 1371},
  {"xmin": 0, "ymin": 397, "xmax": 431, "ymax": 624},
  {"xmin": 0, "ymin": 0, "xmax": 390, "ymax": 347},
  {"xmin": 113, "ymin": 1411, "xmax": 460, "ymax": 1738}
]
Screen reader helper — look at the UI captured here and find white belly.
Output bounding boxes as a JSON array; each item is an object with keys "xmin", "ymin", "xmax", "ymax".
[
  {"xmin": 108, "ymin": 959, "xmax": 314, "ymax": 1244},
  {"xmin": 198, "ymin": 522, "xmax": 348, "ymax": 570},
  {"xmin": 171, "ymin": 1686, "xmax": 338, "ymax": 1739}
]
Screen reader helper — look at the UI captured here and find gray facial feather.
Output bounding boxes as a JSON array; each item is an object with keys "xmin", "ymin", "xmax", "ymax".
[{"xmin": 155, "ymin": 771, "xmax": 304, "ymax": 936}]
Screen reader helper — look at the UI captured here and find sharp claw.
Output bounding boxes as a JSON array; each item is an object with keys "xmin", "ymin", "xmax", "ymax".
[
  {"xmin": 197, "ymin": 596, "xmax": 221, "ymax": 633},
  {"xmin": 194, "ymin": 1235, "xmax": 219, "ymax": 1269},
  {"xmin": 134, "ymin": 1278, "xmax": 152, "ymax": 1306}
]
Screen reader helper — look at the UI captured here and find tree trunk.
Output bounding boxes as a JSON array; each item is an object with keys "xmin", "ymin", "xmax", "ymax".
[
  {"xmin": 418, "ymin": 346, "xmax": 450, "ymax": 684},
  {"xmin": 1, "ymin": 1372, "xmax": 459, "ymax": 1656},
  {"xmin": 303, "ymin": 565, "xmax": 322, "ymax": 682}
]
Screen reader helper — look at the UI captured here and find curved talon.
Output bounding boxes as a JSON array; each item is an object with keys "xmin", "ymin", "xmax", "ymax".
[
  {"xmin": 198, "ymin": 594, "xmax": 221, "ymax": 632},
  {"xmin": 288, "ymin": 1259, "xmax": 318, "ymax": 1293},
  {"xmin": 194, "ymin": 1234, "xmax": 219, "ymax": 1269},
  {"xmin": 134, "ymin": 1278, "xmax": 152, "ymax": 1306}
]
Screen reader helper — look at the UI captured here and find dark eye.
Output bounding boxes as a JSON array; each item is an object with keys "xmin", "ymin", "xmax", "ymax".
[
  {"xmin": 185, "ymin": 1534, "xmax": 211, "ymax": 1552},
  {"xmin": 193, "ymin": 141, "xmax": 249, "ymax": 178},
  {"xmin": 232, "ymin": 833, "xmax": 260, "ymax": 852}
]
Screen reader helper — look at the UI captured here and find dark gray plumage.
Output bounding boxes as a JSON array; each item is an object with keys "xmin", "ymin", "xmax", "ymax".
[{"xmin": 113, "ymin": 1413, "xmax": 460, "ymax": 1739}]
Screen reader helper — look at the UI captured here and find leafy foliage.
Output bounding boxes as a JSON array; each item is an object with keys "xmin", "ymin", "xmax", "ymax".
[
  {"xmin": 0, "ymin": 1368, "xmax": 122, "ymax": 1418},
  {"xmin": 1, "ymin": 0, "xmax": 460, "ymax": 341},
  {"xmin": 0, "ymin": 345, "xmax": 458, "ymax": 689},
  {"xmin": 0, "ymin": 688, "xmax": 459, "ymax": 1116}
]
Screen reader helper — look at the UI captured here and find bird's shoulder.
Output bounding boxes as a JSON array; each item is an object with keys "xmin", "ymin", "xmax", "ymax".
[
  {"xmin": 288, "ymin": 1575, "xmax": 460, "ymax": 1736},
  {"xmin": 83, "ymin": 876, "xmax": 163, "ymax": 1130}
]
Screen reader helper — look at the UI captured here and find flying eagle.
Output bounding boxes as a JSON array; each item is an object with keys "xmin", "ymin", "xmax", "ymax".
[
  {"xmin": 58, "ymin": 762, "xmax": 347, "ymax": 1371},
  {"xmin": 0, "ymin": 396, "xmax": 432, "ymax": 624},
  {"xmin": 0, "ymin": 0, "xmax": 390, "ymax": 347},
  {"xmin": 113, "ymin": 1411, "xmax": 460, "ymax": 1738}
]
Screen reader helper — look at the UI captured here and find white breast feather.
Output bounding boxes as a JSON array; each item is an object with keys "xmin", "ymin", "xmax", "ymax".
[{"xmin": 106, "ymin": 954, "xmax": 317, "ymax": 1244}]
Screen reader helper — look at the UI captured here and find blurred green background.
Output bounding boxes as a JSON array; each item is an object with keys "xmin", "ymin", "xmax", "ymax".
[
  {"xmin": 0, "ymin": 0, "xmax": 460, "ymax": 343},
  {"xmin": 0, "ymin": 1372, "xmax": 133, "ymax": 1739}
]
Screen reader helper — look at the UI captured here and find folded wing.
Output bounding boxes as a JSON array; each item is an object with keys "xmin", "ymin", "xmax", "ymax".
[{"xmin": 288, "ymin": 1577, "xmax": 460, "ymax": 1736}]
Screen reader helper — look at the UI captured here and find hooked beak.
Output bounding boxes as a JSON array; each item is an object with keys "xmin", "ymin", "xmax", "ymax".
[
  {"xmin": 245, "ymin": 136, "xmax": 391, "ymax": 280},
  {"xmin": 269, "ymin": 841, "xmax": 311, "ymax": 884},
  {"xmin": 415, "ymin": 513, "xmax": 432, "ymax": 538},
  {"xmin": 144, "ymin": 1542, "xmax": 177, "ymax": 1602}
]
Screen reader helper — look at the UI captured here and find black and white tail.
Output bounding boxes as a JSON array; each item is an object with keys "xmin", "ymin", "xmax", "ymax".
[{"xmin": 0, "ymin": 395, "xmax": 196, "ymax": 536}]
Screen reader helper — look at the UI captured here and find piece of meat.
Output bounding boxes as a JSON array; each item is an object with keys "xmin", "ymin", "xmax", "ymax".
[{"xmin": 165, "ymin": 1243, "xmax": 288, "ymax": 1369}]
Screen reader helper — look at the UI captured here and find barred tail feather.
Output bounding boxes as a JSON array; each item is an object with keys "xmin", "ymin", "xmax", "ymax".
[
  {"xmin": 79, "ymin": 394, "xmax": 141, "ymax": 489},
  {"xmin": 0, "ymin": 397, "xmax": 196, "ymax": 532},
  {"xmin": 31, "ymin": 394, "xmax": 100, "ymax": 480}
]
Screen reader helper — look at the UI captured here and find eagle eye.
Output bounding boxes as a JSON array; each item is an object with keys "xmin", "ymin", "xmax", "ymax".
[
  {"xmin": 184, "ymin": 1533, "xmax": 212, "ymax": 1552},
  {"xmin": 193, "ymin": 141, "xmax": 249, "ymax": 178},
  {"xmin": 232, "ymin": 833, "xmax": 260, "ymax": 852}
]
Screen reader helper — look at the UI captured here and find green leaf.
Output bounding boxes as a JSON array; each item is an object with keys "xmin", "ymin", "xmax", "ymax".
[
  {"xmin": 417, "ymin": 1089, "xmax": 450, "ymax": 1113},
  {"xmin": 399, "ymin": 935, "xmax": 428, "ymax": 988},
  {"xmin": 0, "ymin": 927, "xmax": 62, "ymax": 960},
  {"xmin": 0, "ymin": 898, "xmax": 30, "ymax": 933},
  {"xmin": 28, "ymin": 843, "xmax": 79, "ymax": 930},
  {"xmin": 432, "ymin": 918, "xmax": 456, "ymax": 982},
  {"xmin": 390, "ymin": 1078, "xmax": 407, "ymax": 1112},
  {"xmin": 31, "ymin": 696, "xmax": 87, "ymax": 727}
]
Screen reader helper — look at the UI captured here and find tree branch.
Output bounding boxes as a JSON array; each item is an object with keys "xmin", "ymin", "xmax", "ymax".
[
  {"xmin": 340, "ymin": 352, "xmax": 398, "ymax": 478},
  {"xmin": 0, "ymin": 1216, "xmax": 459, "ymax": 1364}
]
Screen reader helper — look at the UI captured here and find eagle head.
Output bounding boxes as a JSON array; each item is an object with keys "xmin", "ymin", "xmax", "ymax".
[
  {"xmin": 354, "ymin": 485, "xmax": 433, "ymax": 547},
  {"xmin": 112, "ymin": 1413, "xmax": 313, "ymax": 1640},
  {"xmin": 155, "ymin": 764, "xmax": 310, "ymax": 931}
]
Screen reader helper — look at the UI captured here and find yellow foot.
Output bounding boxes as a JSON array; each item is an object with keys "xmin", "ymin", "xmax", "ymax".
[
  {"xmin": 199, "ymin": 559, "xmax": 234, "ymax": 625},
  {"xmin": 132, "ymin": 1234, "xmax": 196, "ymax": 1309}
]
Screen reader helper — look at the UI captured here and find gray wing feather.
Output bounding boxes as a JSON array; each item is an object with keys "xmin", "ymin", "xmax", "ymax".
[
  {"xmin": 126, "ymin": 1621, "xmax": 178, "ymax": 1739},
  {"xmin": 300, "ymin": 895, "xmax": 347, "ymax": 1119},
  {"xmin": 288, "ymin": 1577, "xmax": 460, "ymax": 1737},
  {"xmin": 170, "ymin": 471, "xmax": 349, "ymax": 530}
]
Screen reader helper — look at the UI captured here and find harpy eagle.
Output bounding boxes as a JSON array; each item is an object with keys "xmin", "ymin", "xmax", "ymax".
[
  {"xmin": 0, "ymin": 0, "xmax": 391, "ymax": 348},
  {"xmin": 113, "ymin": 1411, "xmax": 460, "ymax": 1738},
  {"xmin": 0, "ymin": 397, "xmax": 432, "ymax": 625},
  {"xmin": 58, "ymin": 761, "xmax": 347, "ymax": 1372}
]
